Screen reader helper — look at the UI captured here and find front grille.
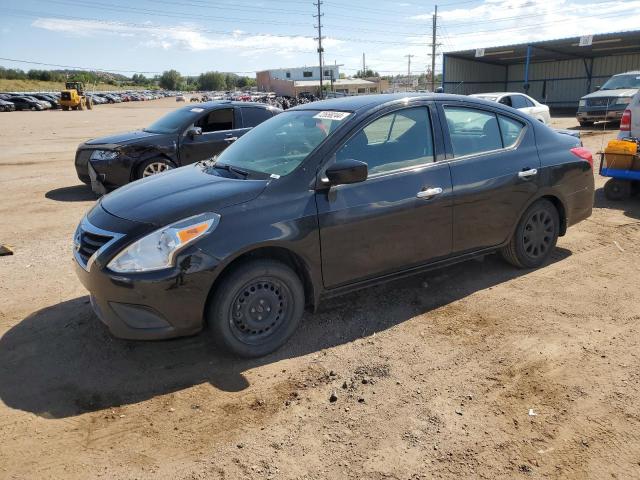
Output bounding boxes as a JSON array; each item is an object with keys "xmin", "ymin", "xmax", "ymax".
[
  {"xmin": 586, "ymin": 97, "xmax": 614, "ymax": 107},
  {"xmin": 76, "ymin": 229, "xmax": 113, "ymax": 268}
]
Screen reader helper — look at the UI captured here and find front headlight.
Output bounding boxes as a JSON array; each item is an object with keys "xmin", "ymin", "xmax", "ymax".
[
  {"xmin": 90, "ymin": 149, "xmax": 119, "ymax": 161},
  {"xmin": 615, "ymin": 97, "xmax": 632, "ymax": 105},
  {"xmin": 107, "ymin": 212, "xmax": 220, "ymax": 273},
  {"xmin": 578, "ymin": 99, "xmax": 586, "ymax": 107}
]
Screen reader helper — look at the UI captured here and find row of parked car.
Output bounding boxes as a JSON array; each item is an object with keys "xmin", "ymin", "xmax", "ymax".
[{"xmin": 0, "ymin": 90, "xmax": 176, "ymax": 112}]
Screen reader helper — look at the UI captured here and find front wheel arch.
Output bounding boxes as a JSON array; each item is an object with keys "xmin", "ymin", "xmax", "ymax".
[{"xmin": 205, "ymin": 246, "xmax": 317, "ymax": 321}]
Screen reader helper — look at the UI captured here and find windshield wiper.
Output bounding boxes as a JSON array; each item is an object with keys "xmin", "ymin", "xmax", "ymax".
[{"xmin": 212, "ymin": 162, "xmax": 249, "ymax": 179}]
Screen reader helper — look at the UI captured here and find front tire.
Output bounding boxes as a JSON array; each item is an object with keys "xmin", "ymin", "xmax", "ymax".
[
  {"xmin": 136, "ymin": 158, "xmax": 175, "ymax": 179},
  {"xmin": 207, "ymin": 259, "xmax": 305, "ymax": 358},
  {"xmin": 579, "ymin": 120, "xmax": 594, "ymax": 127},
  {"xmin": 501, "ymin": 199, "xmax": 559, "ymax": 269}
]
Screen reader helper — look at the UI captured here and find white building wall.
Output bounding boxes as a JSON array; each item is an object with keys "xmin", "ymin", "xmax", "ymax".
[{"xmin": 268, "ymin": 66, "xmax": 340, "ymax": 81}]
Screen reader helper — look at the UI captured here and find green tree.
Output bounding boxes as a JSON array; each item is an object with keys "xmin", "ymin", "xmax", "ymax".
[
  {"xmin": 354, "ymin": 69, "xmax": 379, "ymax": 78},
  {"xmin": 198, "ymin": 71, "xmax": 226, "ymax": 91},
  {"xmin": 159, "ymin": 69, "xmax": 182, "ymax": 90}
]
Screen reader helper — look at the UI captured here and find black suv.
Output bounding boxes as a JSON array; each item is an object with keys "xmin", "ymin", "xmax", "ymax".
[
  {"xmin": 74, "ymin": 94, "xmax": 594, "ymax": 357},
  {"xmin": 75, "ymin": 101, "xmax": 281, "ymax": 193}
]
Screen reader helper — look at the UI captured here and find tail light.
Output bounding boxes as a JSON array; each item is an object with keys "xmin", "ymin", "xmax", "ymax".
[
  {"xmin": 620, "ymin": 109, "xmax": 631, "ymax": 132},
  {"xmin": 570, "ymin": 146, "xmax": 593, "ymax": 168}
]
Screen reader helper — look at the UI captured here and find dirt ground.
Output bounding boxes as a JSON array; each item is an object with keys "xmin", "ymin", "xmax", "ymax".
[{"xmin": 1, "ymin": 98, "xmax": 639, "ymax": 480}]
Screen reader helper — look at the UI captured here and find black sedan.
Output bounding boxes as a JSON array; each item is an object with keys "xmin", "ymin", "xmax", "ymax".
[
  {"xmin": 0, "ymin": 99, "xmax": 15, "ymax": 112},
  {"xmin": 75, "ymin": 101, "xmax": 281, "ymax": 193},
  {"xmin": 73, "ymin": 93, "xmax": 594, "ymax": 357},
  {"xmin": 9, "ymin": 96, "xmax": 45, "ymax": 111}
]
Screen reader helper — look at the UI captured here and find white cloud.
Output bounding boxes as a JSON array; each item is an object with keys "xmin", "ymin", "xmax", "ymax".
[{"xmin": 31, "ymin": 18, "xmax": 342, "ymax": 56}]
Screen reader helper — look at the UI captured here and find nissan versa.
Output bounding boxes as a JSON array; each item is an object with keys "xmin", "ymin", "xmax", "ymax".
[{"xmin": 73, "ymin": 94, "xmax": 594, "ymax": 357}]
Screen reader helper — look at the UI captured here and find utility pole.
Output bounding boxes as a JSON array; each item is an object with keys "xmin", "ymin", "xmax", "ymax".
[
  {"xmin": 362, "ymin": 52, "xmax": 366, "ymax": 76},
  {"xmin": 405, "ymin": 54, "xmax": 414, "ymax": 91},
  {"xmin": 428, "ymin": 5, "xmax": 442, "ymax": 92},
  {"xmin": 313, "ymin": 1, "xmax": 324, "ymax": 99}
]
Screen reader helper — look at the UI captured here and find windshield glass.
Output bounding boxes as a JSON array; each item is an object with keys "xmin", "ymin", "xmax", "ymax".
[
  {"xmin": 215, "ymin": 110, "xmax": 350, "ymax": 176},
  {"xmin": 601, "ymin": 74, "xmax": 640, "ymax": 90},
  {"xmin": 144, "ymin": 107, "xmax": 201, "ymax": 134}
]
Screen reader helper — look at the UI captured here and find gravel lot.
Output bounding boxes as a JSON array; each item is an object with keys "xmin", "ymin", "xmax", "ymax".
[{"xmin": 1, "ymin": 98, "xmax": 639, "ymax": 479}]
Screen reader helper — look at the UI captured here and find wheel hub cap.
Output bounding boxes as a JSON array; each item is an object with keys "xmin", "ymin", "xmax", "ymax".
[
  {"xmin": 143, "ymin": 162, "xmax": 172, "ymax": 177},
  {"xmin": 523, "ymin": 210, "xmax": 553, "ymax": 259},
  {"xmin": 231, "ymin": 280, "xmax": 287, "ymax": 343}
]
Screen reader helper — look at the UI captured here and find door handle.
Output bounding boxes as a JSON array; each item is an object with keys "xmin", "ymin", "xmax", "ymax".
[
  {"xmin": 224, "ymin": 136, "xmax": 238, "ymax": 143},
  {"xmin": 518, "ymin": 168, "xmax": 538, "ymax": 179},
  {"xmin": 417, "ymin": 187, "xmax": 443, "ymax": 199}
]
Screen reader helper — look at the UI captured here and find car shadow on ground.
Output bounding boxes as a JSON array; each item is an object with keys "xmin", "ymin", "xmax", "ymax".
[
  {"xmin": 45, "ymin": 185, "xmax": 97, "ymax": 202},
  {"xmin": 0, "ymin": 250, "xmax": 571, "ymax": 419},
  {"xmin": 594, "ymin": 186, "xmax": 640, "ymax": 220}
]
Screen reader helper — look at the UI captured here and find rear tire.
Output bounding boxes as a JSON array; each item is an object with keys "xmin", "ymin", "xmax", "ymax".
[
  {"xmin": 604, "ymin": 178, "xmax": 631, "ymax": 201},
  {"xmin": 62, "ymin": 106, "xmax": 69, "ymax": 111},
  {"xmin": 207, "ymin": 259, "xmax": 305, "ymax": 358},
  {"xmin": 86, "ymin": 98, "xmax": 93, "ymax": 110},
  {"xmin": 501, "ymin": 199, "xmax": 559, "ymax": 269}
]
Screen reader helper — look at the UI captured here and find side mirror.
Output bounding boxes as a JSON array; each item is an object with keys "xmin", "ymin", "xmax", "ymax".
[
  {"xmin": 595, "ymin": 85, "xmax": 601, "ymax": 91},
  {"xmin": 325, "ymin": 159, "xmax": 368, "ymax": 186},
  {"xmin": 187, "ymin": 127, "xmax": 202, "ymax": 139}
]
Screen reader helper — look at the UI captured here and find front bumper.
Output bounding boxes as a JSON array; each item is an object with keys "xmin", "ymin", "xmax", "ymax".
[
  {"xmin": 576, "ymin": 108, "xmax": 625, "ymax": 122},
  {"xmin": 75, "ymin": 147, "xmax": 132, "ymax": 193},
  {"xmin": 73, "ymin": 211, "xmax": 220, "ymax": 340}
]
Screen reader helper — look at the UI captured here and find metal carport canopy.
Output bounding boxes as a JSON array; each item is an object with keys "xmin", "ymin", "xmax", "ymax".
[{"xmin": 442, "ymin": 30, "xmax": 640, "ymax": 108}]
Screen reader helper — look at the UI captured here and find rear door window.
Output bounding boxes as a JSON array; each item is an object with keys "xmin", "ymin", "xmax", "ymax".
[
  {"xmin": 510, "ymin": 95, "xmax": 529, "ymax": 109},
  {"xmin": 197, "ymin": 108, "xmax": 234, "ymax": 132},
  {"xmin": 241, "ymin": 107, "xmax": 273, "ymax": 128},
  {"xmin": 443, "ymin": 106, "xmax": 503, "ymax": 157}
]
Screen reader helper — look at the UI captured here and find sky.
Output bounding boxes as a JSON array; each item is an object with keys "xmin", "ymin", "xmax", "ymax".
[{"xmin": 2, "ymin": 0, "xmax": 640, "ymax": 78}]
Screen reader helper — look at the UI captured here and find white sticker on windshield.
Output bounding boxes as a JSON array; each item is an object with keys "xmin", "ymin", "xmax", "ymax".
[
  {"xmin": 270, "ymin": 173, "xmax": 281, "ymax": 179},
  {"xmin": 313, "ymin": 111, "xmax": 351, "ymax": 121},
  {"xmin": 190, "ymin": 107, "xmax": 204, "ymax": 113}
]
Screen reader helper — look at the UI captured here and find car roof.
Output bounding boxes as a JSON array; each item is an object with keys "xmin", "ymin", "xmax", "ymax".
[
  {"xmin": 470, "ymin": 92, "xmax": 529, "ymax": 96},
  {"xmin": 185, "ymin": 100, "xmax": 279, "ymax": 110},
  {"xmin": 614, "ymin": 71, "xmax": 640, "ymax": 76},
  {"xmin": 288, "ymin": 93, "xmax": 506, "ymax": 113}
]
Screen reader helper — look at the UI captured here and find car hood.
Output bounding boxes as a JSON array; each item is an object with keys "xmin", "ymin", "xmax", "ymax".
[
  {"xmin": 100, "ymin": 163, "xmax": 268, "ymax": 226},
  {"xmin": 84, "ymin": 130, "xmax": 167, "ymax": 146},
  {"xmin": 582, "ymin": 88, "xmax": 638, "ymax": 99}
]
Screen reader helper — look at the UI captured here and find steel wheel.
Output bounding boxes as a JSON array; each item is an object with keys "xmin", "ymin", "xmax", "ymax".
[
  {"xmin": 142, "ymin": 161, "xmax": 173, "ymax": 177},
  {"xmin": 228, "ymin": 278, "xmax": 291, "ymax": 346},
  {"xmin": 208, "ymin": 259, "xmax": 305, "ymax": 357},
  {"xmin": 522, "ymin": 209, "xmax": 554, "ymax": 261}
]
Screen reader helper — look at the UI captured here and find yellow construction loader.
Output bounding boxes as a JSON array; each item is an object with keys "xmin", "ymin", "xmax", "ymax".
[{"xmin": 60, "ymin": 82, "xmax": 93, "ymax": 111}]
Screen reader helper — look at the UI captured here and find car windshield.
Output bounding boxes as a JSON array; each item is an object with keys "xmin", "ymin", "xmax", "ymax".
[
  {"xmin": 214, "ymin": 110, "xmax": 349, "ymax": 176},
  {"xmin": 601, "ymin": 74, "xmax": 640, "ymax": 90},
  {"xmin": 144, "ymin": 107, "xmax": 201, "ymax": 134}
]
